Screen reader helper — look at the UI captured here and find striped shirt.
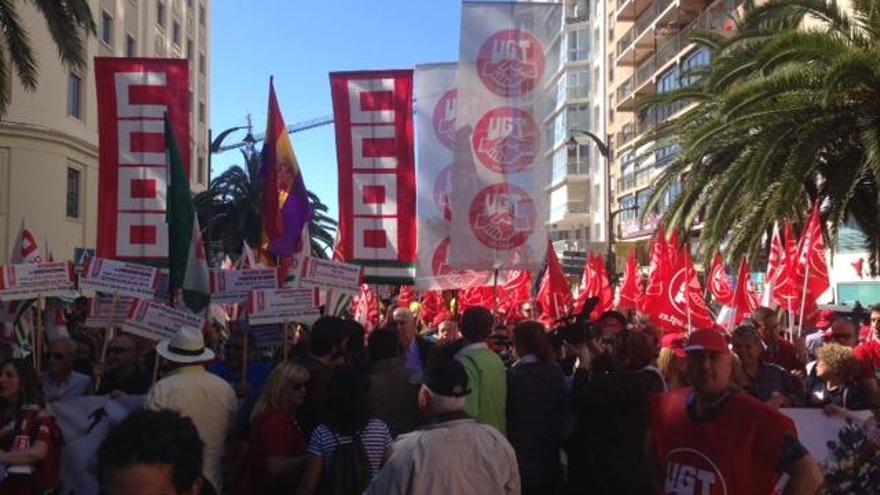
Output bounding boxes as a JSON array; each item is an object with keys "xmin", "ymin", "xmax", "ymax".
[{"xmin": 307, "ymin": 418, "xmax": 392, "ymax": 479}]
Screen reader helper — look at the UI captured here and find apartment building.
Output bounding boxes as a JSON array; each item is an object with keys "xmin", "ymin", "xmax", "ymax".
[
  {"xmin": 606, "ymin": 0, "xmax": 741, "ymax": 268},
  {"xmin": 540, "ymin": 0, "xmax": 610, "ymax": 276},
  {"xmin": 0, "ymin": 0, "xmax": 210, "ymax": 262}
]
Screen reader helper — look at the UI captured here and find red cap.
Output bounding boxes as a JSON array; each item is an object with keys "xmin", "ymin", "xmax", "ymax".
[
  {"xmin": 660, "ymin": 332, "xmax": 687, "ymax": 358},
  {"xmin": 814, "ymin": 309, "xmax": 835, "ymax": 330},
  {"xmin": 685, "ymin": 329, "xmax": 730, "ymax": 354}
]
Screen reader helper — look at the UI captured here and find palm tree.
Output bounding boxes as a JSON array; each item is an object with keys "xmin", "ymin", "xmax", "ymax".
[
  {"xmin": 194, "ymin": 144, "xmax": 338, "ymax": 260},
  {"xmin": 641, "ymin": 0, "xmax": 880, "ymax": 272},
  {"xmin": 0, "ymin": 0, "xmax": 95, "ymax": 114}
]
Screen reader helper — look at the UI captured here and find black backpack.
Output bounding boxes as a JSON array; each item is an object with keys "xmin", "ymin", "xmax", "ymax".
[{"xmin": 323, "ymin": 431, "xmax": 371, "ymax": 495}]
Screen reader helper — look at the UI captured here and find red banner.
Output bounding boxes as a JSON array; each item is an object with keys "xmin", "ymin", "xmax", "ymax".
[
  {"xmin": 95, "ymin": 58, "xmax": 190, "ymax": 262},
  {"xmin": 330, "ymin": 71, "xmax": 416, "ymax": 284}
]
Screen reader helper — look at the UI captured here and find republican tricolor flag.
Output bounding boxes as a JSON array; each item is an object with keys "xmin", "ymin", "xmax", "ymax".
[{"xmin": 261, "ymin": 78, "xmax": 313, "ymax": 259}]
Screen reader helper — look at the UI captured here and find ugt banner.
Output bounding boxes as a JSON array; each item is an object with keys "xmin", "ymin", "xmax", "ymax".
[
  {"xmin": 414, "ymin": 63, "xmax": 494, "ymax": 291},
  {"xmin": 449, "ymin": 1, "xmax": 557, "ymax": 271},
  {"xmin": 95, "ymin": 58, "xmax": 190, "ymax": 262},
  {"xmin": 330, "ymin": 70, "xmax": 416, "ymax": 284}
]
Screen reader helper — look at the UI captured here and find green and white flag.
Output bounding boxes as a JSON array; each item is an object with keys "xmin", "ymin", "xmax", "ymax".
[{"xmin": 165, "ymin": 116, "xmax": 210, "ymax": 313}]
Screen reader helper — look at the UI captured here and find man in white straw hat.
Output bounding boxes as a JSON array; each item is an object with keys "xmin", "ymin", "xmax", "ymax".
[{"xmin": 146, "ymin": 326, "xmax": 236, "ymax": 493}]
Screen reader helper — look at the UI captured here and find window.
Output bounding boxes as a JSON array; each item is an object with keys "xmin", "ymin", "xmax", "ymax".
[
  {"xmin": 199, "ymin": 3, "xmax": 206, "ymax": 25},
  {"xmin": 101, "ymin": 11, "xmax": 113, "ymax": 46},
  {"xmin": 198, "ymin": 155, "xmax": 206, "ymax": 184},
  {"xmin": 67, "ymin": 73, "xmax": 82, "ymax": 118},
  {"xmin": 681, "ymin": 47, "xmax": 711, "ymax": 87},
  {"xmin": 567, "ymin": 28, "xmax": 588, "ymax": 61},
  {"xmin": 199, "ymin": 52, "xmax": 205, "ymax": 74},
  {"xmin": 567, "ymin": 69, "xmax": 589, "ymax": 98},
  {"xmin": 157, "ymin": 1, "xmax": 166, "ymax": 28},
  {"xmin": 657, "ymin": 66, "xmax": 681, "ymax": 121},
  {"xmin": 567, "ymin": 104, "xmax": 589, "ymax": 131},
  {"xmin": 173, "ymin": 21, "xmax": 181, "ymax": 45},
  {"xmin": 186, "ymin": 39, "xmax": 193, "ymax": 61},
  {"xmin": 66, "ymin": 168, "xmax": 81, "ymax": 218},
  {"xmin": 198, "ymin": 101, "xmax": 205, "ymax": 123},
  {"xmin": 125, "ymin": 35, "xmax": 136, "ymax": 56}
]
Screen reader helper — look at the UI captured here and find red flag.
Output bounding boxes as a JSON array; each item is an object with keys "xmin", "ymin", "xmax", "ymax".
[
  {"xmin": 645, "ymin": 236, "xmax": 715, "ymax": 333},
  {"xmin": 708, "ymin": 253, "xmax": 734, "ymax": 306},
  {"xmin": 537, "ymin": 245, "xmax": 572, "ymax": 327},
  {"xmin": 353, "ymin": 284, "xmax": 380, "ymax": 331},
  {"xmin": 618, "ymin": 251, "xmax": 643, "ymax": 311},
  {"xmin": 498, "ymin": 270, "xmax": 533, "ymax": 319},
  {"xmin": 732, "ymin": 258, "xmax": 759, "ymax": 324},
  {"xmin": 680, "ymin": 249, "xmax": 717, "ymax": 331},
  {"xmin": 459, "ymin": 286, "xmax": 495, "ymax": 312},
  {"xmin": 667, "ymin": 229, "xmax": 682, "ymax": 269},
  {"xmin": 574, "ymin": 255, "xmax": 613, "ymax": 319},
  {"xmin": 791, "ymin": 205, "xmax": 830, "ymax": 316},
  {"xmin": 640, "ymin": 226, "xmax": 668, "ymax": 317},
  {"xmin": 774, "ymin": 221, "xmax": 800, "ymax": 310},
  {"xmin": 398, "ymin": 286, "xmax": 417, "ymax": 308}
]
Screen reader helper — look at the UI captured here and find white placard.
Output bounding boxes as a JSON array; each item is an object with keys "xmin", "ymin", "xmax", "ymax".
[
  {"xmin": 121, "ymin": 299, "xmax": 204, "ymax": 342},
  {"xmin": 210, "ymin": 268, "xmax": 280, "ymax": 304},
  {"xmin": 248, "ymin": 288, "xmax": 320, "ymax": 325},
  {"xmin": 299, "ymin": 257, "xmax": 363, "ymax": 295},
  {"xmin": 80, "ymin": 258, "xmax": 159, "ymax": 299},
  {"xmin": 0, "ymin": 261, "xmax": 75, "ymax": 300},
  {"xmin": 83, "ymin": 294, "xmax": 138, "ymax": 328}
]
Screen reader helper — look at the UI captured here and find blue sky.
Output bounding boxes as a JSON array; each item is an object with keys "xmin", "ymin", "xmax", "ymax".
[{"xmin": 210, "ymin": 0, "xmax": 463, "ymax": 221}]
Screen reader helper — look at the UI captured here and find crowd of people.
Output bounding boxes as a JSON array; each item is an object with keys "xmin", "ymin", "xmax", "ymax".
[{"xmin": 4, "ymin": 296, "xmax": 880, "ymax": 494}]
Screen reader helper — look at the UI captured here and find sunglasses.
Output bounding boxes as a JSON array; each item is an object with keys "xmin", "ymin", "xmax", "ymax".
[
  {"xmin": 107, "ymin": 347, "xmax": 134, "ymax": 354},
  {"xmin": 289, "ymin": 382, "xmax": 306, "ymax": 391}
]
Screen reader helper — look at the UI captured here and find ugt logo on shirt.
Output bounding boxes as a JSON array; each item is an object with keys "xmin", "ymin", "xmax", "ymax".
[{"xmin": 665, "ymin": 448, "xmax": 727, "ymax": 495}]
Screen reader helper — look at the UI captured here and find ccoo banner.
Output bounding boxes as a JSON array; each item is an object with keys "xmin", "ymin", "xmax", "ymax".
[
  {"xmin": 330, "ymin": 70, "xmax": 416, "ymax": 284},
  {"xmin": 414, "ymin": 63, "xmax": 494, "ymax": 291},
  {"xmin": 450, "ymin": 1, "xmax": 557, "ymax": 271},
  {"xmin": 95, "ymin": 58, "xmax": 190, "ymax": 262}
]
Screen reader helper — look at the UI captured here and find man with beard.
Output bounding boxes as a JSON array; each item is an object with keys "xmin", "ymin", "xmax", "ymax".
[{"xmin": 96, "ymin": 334, "xmax": 150, "ymax": 396}]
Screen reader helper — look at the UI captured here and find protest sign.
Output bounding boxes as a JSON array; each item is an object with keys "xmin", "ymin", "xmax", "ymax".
[
  {"xmin": 83, "ymin": 294, "xmax": 138, "ymax": 328},
  {"xmin": 80, "ymin": 258, "xmax": 159, "ymax": 299},
  {"xmin": 247, "ymin": 288, "xmax": 320, "ymax": 325},
  {"xmin": 249, "ymin": 324, "xmax": 284, "ymax": 352},
  {"xmin": 299, "ymin": 257, "xmax": 362, "ymax": 295},
  {"xmin": 121, "ymin": 299, "xmax": 204, "ymax": 342},
  {"xmin": 0, "ymin": 261, "xmax": 75, "ymax": 300},
  {"xmin": 210, "ymin": 267, "xmax": 280, "ymax": 304}
]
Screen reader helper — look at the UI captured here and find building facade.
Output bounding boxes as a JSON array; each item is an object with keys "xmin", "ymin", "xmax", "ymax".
[
  {"xmin": 0, "ymin": 0, "xmax": 210, "ymax": 262},
  {"xmin": 606, "ymin": 0, "xmax": 740, "ymax": 268},
  {"xmin": 540, "ymin": 0, "xmax": 609, "ymax": 276}
]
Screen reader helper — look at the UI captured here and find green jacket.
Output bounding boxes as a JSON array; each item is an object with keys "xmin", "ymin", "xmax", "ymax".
[{"xmin": 456, "ymin": 343, "xmax": 507, "ymax": 434}]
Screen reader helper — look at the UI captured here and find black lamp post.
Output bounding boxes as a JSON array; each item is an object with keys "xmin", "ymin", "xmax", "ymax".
[{"xmin": 566, "ymin": 130, "xmax": 618, "ymax": 277}]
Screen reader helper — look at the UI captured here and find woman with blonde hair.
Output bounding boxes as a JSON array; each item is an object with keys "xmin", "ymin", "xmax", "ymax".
[{"xmin": 245, "ymin": 362, "xmax": 310, "ymax": 494}]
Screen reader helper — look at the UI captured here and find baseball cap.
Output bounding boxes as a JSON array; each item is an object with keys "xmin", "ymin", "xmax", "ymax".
[
  {"xmin": 424, "ymin": 359, "xmax": 470, "ymax": 398},
  {"xmin": 660, "ymin": 332, "xmax": 687, "ymax": 358},
  {"xmin": 684, "ymin": 329, "xmax": 730, "ymax": 354}
]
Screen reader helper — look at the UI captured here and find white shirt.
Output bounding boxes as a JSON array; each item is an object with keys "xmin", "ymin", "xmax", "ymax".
[
  {"xmin": 146, "ymin": 364, "xmax": 236, "ymax": 491},
  {"xmin": 42, "ymin": 371, "xmax": 90, "ymax": 402},
  {"xmin": 365, "ymin": 417, "xmax": 520, "ymax": 495}
]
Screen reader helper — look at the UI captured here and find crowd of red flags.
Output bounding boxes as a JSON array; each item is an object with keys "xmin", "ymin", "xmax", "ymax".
[{"xmin": 347, "ymin": 204, "xmax": 831, "ymax": 337}]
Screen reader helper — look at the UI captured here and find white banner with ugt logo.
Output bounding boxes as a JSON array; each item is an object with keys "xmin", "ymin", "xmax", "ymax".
[
  {"xmin": 449, "ymin": 1, "xmax": 557, "ymax": 270},
  {"xmin": 414, "ymin": 63, "xmax": 494, "ymax": 290}
]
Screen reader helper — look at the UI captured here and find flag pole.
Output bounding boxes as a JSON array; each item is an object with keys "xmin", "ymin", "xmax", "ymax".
[{"xmin": 797, "ymin": 260, "xmax": 811, "ymax": 339}]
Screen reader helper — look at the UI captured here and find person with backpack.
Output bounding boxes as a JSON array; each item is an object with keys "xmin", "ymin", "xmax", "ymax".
[
  {"xmin": 296, "ymin": 367, "xmax": 392, "ymax": 495},
  {"xmin": 0, "ymin": 358, "xmax": 63, "ymax": 495}
]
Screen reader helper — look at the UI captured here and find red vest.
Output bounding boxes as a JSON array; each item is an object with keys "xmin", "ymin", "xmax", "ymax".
[{"xmin": 651, "ymin": 388, "xmax": 796, "ymax": 495}]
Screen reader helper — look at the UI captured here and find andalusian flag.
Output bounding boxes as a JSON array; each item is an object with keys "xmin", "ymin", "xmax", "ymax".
[{"xmin": 165, "ymin": 115, "xmax": 210, "ymax": 313}]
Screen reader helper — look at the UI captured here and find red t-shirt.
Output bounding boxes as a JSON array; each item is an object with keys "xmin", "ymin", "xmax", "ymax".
[
  {"xmin": 651, "ymin": 388, "xmax": 796, "ymax": 495},
  {"xmin": 855, "ymin": 340, "xmax": 880, "ymax": 380},
  {"xmin": 249, "ymin": 408, "xmax": 308, "ymax": 493},
  {"xmin": 762, "ymin": 339, "xmax": 802, "ymax": 372}
]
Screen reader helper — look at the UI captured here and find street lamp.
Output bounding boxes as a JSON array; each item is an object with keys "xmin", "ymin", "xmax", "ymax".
[{"xmin": 566, "ymin": 130, "xmax": 617, "ymax": 277}]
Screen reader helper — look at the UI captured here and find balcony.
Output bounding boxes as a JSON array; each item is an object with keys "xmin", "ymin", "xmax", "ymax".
[
  {"xmin": 550, "ymin": 159, "xmax": 590, "ymax": 187},
  {"xmin": 617, "ymin": 0, "xmax": 654, "ymax": 21},
  {"xmin": 617, "ymin": 0, "xmax": 711, "ymax": 67},
  {"xmin": 549, "ymin": 201, "xmax": 590, "ymax": 224}
]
